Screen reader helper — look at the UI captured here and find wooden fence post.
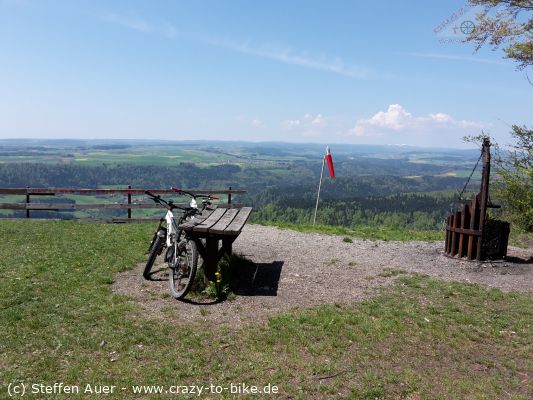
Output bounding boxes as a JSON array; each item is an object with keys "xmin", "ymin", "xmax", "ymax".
[
  {"xmin": 26, "ymin": 186, "xmax": 30, "ymax": 219},
  {"xmin": 228, "ymin": 186, "xmax": 232, "ymax": 205},
  {"xmin": 127, "ymin": 185, "xmax": 132, "ymax": 219}
]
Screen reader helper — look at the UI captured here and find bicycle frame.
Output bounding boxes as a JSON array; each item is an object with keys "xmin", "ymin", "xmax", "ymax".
[
  {"xmin": 144, "ymin": 188, "xmax": 216, "ymax": 273},
  {"xmin": 164, "ymin": 208, "xmax": 182, "ymax": 248},
  {"xmin": 144, "ymin": 188, "xmax": 218, "ymax": 297}
]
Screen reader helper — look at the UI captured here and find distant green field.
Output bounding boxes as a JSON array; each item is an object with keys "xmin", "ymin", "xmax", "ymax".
[{"xmin": 0, "ymin": 142, "xmax": 317, "ymax": 167}]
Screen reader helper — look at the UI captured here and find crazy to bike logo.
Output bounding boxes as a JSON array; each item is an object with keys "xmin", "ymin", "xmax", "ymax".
[
  {"xmin": 433, "ymin": 4, "xmax": 478, "ymax": 44},
  {"xmin": 460, "ymin": 20, "xmax": 476, "ymax": 35},
  {"xmin": 433, "ymin": 3, "xmax": 524, "ymax": 44}
]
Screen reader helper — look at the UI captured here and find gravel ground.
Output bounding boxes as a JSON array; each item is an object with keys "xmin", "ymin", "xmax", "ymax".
[{"xmin": 113, "ymin": 224, "xmax": 532, "ymax": 326}]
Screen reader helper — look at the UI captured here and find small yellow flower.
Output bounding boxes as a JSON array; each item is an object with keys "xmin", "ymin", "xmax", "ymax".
[{"xmin": 216, "ymin": 279, "xmax": 221, "ymax": 283}]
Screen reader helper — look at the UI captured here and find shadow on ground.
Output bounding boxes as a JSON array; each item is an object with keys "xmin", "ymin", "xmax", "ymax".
[
  {"xmin": 504, "ymin": 255, "xmax": 533, "ymax": 264},
  {"xmin": 231, "ymin": 261, "xmax": 284, "ymax": 296}
]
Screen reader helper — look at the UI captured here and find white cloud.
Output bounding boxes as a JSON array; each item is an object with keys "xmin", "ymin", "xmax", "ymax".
[
  {"xmin": 350, "ymin": 104, "xmax": 485, "ymax": 138},
  {"xmin": 362, "ymin": 104, "xmax": 412, "ymax": 131},
  {"xmin": 162, "ymin": 23, "xmax": 177, "ymax": 38},
  {"xmin": 310, "ymin": 113, "xmax": 327, "ymax": 128},
  {"xmin": 99, "ymin": 14, "xmax": 382, "ymax": 79},
  {"xmin": 101, "ymin": 12, "xmax": 178, "ymax": 38},
  {"xmin": 205, "ymin": 37, "xmax": 374, "ymax": 79},
  {"xmin": 403, "ymin": 52, "xmax": 505, "ymax": 66},
  {"xmin": 101, "ymin": 12, "xmax": 151, "ymax": 33},
  {"xmin": 283, "ymin": 113, "xmax": 329, "ymax": 137},
  {"xmin": 428, "ymin": 112, "xmax": 452, "ymax": 123},
  {"xmin": 283, "ymin": 119, "xmax": 301, "ymax": 128},
  {"xmin": 251, "ymin": 119, "xmax": 264, "ymax": 128}
]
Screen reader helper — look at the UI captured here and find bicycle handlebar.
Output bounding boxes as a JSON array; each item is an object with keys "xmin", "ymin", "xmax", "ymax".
[
  {"xmin": 145, "ymin": 191, "xmax": 196, "ymax": 213},
  {"xmin": 170, "ymin": 187, "xmax": 219, "ymax": 200}
]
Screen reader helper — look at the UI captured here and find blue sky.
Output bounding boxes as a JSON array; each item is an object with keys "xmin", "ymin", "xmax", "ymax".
[{"xmin": 0, "ymin": 0, "xmax": 531, "ymax": 147}]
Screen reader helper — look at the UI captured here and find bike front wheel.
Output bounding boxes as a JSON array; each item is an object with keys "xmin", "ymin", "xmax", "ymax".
[
  {"xmin": 168, "ymin": 239, "xmax": 198, "ymax": 299},
  {"xmin": 144, "ymin": 231, "xmax": 165, "ymax": 280}
]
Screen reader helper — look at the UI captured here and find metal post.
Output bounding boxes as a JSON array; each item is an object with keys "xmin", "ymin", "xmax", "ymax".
[
  {"xmin": 313, "ymin": 156, "xmax": 326, "ymax": 225},
  {"xmin": 228, "ymin": 186, "xmax": 232, "ymax": 205},
  {"xmin": 476, "ymin": 139, "xmax": 491, "ymax": 260},
  {"xmin": 127, "ymin": 185, "xmax": 132, "ymax": 219},
  {"xmin": 26, "ymin": 186, "xmax": 30, "ymax": 219}
]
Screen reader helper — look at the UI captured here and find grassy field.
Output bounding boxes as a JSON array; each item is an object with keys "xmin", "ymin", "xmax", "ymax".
[{"xmin": 1, "ymin": 220, "xmax": 531, "ymax": 399}]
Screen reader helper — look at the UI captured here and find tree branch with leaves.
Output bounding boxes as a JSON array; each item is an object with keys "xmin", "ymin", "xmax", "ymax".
[
  {"xmin": 467, "ymin": 0, "xmax": 533, "ymax": 69},
  {"xmin": 466, "ymin": 126, "xmax": 533, "ymax": 231}
]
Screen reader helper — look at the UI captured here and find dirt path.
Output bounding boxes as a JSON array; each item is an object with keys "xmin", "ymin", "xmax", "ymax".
[{"xmin": 113, "ymin": 224, "xmax": 532, "ymax": 325}]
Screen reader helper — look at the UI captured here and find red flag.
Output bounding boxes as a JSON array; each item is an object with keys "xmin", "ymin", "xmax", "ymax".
[{"xmin": 325, "ymin": 146, "xmax": 335, "ymax": 179}]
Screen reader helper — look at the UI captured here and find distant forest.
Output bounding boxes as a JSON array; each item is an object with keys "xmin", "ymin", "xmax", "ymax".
[{"xmin": 0, "ymin": 162, "xmax": 472, "ymax": 229}]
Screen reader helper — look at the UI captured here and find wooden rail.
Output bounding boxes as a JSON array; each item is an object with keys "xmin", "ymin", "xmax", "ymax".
[{"xmin": 0, "ymin": 186, "xmax": 246, "ymax": 222}]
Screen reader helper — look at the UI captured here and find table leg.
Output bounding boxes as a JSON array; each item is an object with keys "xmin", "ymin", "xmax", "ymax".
[
  {"xmin": 222, "ymin": 237, "xmax": 233, "ymax": 256},
  {"xmin": 188, "ymin": 235, "xmax": 238, "ymax": 281},
  {"xmin": 203, "ymin": 237, "xmax": 219, "ymax": 281}
]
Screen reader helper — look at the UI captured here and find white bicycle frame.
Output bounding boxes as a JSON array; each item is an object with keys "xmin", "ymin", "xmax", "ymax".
[{"xmin": 164, "ymin": 197, "xmax": 198, "ymax": 247}]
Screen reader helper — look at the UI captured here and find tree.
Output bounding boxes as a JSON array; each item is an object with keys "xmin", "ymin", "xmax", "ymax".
[
  {"xmin": 467, "ymin": 0, "xmax": 533, "ymax": 70},
  {"xmin": 465, "ymin": 127, "xmax": 533, "ymax": 231},
  {"xmin": 494, "ymin": 125, "xmax": 533, "ymax": 231}
]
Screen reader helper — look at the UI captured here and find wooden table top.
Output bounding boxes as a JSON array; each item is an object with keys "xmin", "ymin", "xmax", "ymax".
[{"xmin": 178, "ymin": 206, "xmax": 252, "ymax": 236}]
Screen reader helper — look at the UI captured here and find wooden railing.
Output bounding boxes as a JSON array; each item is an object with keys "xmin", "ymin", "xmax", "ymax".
[{"xmin": 0, "ymin": 186, "xmax": 246, "ymax": 222}]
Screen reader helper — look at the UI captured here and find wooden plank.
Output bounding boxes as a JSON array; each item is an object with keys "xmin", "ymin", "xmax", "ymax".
[
  {"xmin": 0, "ymin": 187, "xmax": 246, "ymax": 195},
  {"xmin": 178, "ymin": 207, "xmax": 216, "ymax": 230},
  {"xmin": 444, "ymin": 215, "xmax": 452, "ymax": 254},
  {"xmin": 223, "ymin": 207, "xmax": 252, "ymax": 235},
  {"xmin": 0, "ymin": 188, "xmax": 27, "ymax": 194},
  {"xmin": 0, "ymin": 202, "xmax": 180, "ymax": 210},
  {"xmin": 458, "ymin": 204, "xmax": 467, "ymax": 257},
  {"xmin": 191, "ymin": 208, "xmax": 227, "ymax": 233},
  {"xmin": 209, "ymin": 208, "xmax": 239, "ymax": 234},
  {"xmin": 450, "ymin": 213, "xmax": 456, "ymax": 255},
  {"xmin": 78, "ymin": 218, "xmax": 161, "ymax": 223},
  {"xmin": 450, "ymin": 211, "xmax": 460, "ymax": 256},
  {"xmin": 446, "ymin": 226, "xmax": 482, "ymax": 236},
  {"xmin": 32, "ymin": 203, "xmax": 169, "ymax": 210},
  {"xmin": 0, "ymin": 217, "xmax": 157, "ymax": 222},
  {"xmin": 216, "ymin": 203, "xmax": 244, "ymax": 209},
  {"xmin": 0, "ymin": 202, "xmax": 197, "ymax": 210},
  {"xmin": 0, "ymin": 203, "xmax": 26, "ymax": 210},
  {"xmin": 467, "ymin": 194, "xmax": 479, "ymax": 260}
]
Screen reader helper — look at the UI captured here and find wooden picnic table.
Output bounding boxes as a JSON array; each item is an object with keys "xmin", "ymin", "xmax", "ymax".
[{"xmin": 178, "ymin": 205, "xmax": 252, "ymax": 280}]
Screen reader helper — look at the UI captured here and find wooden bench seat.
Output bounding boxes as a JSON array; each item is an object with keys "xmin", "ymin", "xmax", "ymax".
[{"xmin": 178, "ymin": 205, "xmax": 252, "ymax": 279}]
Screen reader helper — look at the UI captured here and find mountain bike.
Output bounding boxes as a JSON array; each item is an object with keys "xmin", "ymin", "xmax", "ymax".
[{"xmin": 144, "ymin": 188, "xmax": 218, "ymax": 299}]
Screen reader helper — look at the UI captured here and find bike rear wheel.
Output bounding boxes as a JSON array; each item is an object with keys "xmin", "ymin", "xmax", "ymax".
[
  {"xmin": 143, "ymin": 230, "xmax": 165, "ymax": 279},
  {"xmin": 168, "ymin": 239, "xmax": 198, "ymax": 299}
]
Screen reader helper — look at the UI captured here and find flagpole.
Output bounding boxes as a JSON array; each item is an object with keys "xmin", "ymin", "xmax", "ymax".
[{"xmin": 313, "ymin": 154, "xmax": 326, "ymax": 225}]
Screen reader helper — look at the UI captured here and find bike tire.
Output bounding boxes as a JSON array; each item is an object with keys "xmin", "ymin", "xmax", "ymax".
[
  {"xmin": 168, "ymin": 239, "xmax": 198, "ymax": 299},
  {"xmin": 143, "ymin": 232, "xmax": 165, "ymax": 279},
  {"xmin": 147, "ymin": 226, "xmax": 166, "ymax": 254}
]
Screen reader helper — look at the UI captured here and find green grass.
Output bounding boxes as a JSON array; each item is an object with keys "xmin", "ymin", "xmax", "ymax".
[
  {"xmin": 256, "ymin": 221, "xmax": 444, "ymax": 241},
  {"xmin": 1, "ymin": 220, "xmax": 531, "ymax": 399},
  {"xmin": 509, "ymin": 229, "xmax": 533, "ymax": 249}
]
